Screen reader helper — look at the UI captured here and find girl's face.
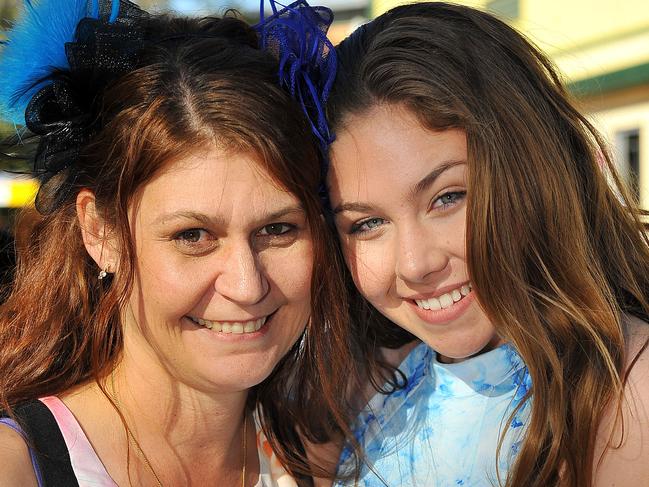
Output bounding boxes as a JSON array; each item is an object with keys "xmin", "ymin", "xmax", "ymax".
[
  {"xmin": 329, "ymin": 104, "xmax": 500, "ymax": 362},
  {"xmin": 123, "ymin": 147, "xmax": 312, "ymax": 392}
]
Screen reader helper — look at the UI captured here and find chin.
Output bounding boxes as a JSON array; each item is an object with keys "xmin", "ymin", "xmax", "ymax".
[
  {"xmin": 421, "ymin": 331, "xmax": 501, "ymax": 364},
  {"xmin": 203, "ymin": 370, "xmax": 272, "ymax": 393}
]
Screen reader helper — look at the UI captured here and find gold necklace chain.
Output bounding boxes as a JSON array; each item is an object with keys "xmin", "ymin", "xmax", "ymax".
[
  {"xmin": 242, "ymin": 413, "xmax": 247, "ymax": 487},
  {"xmin": 108, "ymin": 373, "xmax": 247, "ymax": 487}
]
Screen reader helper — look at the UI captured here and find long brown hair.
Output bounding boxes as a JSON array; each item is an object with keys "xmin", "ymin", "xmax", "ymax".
[
  {"xmin": 0, "ymin": 13, "xmax": 355, "ymax": 483},
  {"xmin": 327, "ymin": 3, "xmax": 649, "ymax": 486}
]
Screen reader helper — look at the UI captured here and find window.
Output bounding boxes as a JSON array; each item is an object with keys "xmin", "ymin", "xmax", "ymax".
[{"xmin": 616, "ymin": 129, "xmax": 641, "ymax": 203}]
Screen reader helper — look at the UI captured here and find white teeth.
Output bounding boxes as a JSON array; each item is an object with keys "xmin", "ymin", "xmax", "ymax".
[
  {"xmin": 191, "ymin": 316, "xmax": 267, "ymax": 334},
  {"xmin": 415, "ymin": 296, "xmax": 442, "ymax": 310},
  {"xmin": 439, "ymin": 294, "xmax": 453, "ymax": 309},
  {"xmin": 414, "ymin": 284, "xmax": 472, "ymax": 311}
]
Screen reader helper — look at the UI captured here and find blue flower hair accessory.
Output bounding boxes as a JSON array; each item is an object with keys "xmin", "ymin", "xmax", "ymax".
[
  {"xmin": 254, "ymin": 0, "xmax": 337, "ymax": 161},
  {"xmin": 0, "ymin": 0, "xmax": 146, "ymax": 213}
]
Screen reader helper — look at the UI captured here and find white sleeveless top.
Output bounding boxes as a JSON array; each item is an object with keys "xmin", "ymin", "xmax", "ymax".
[{"xmin": 38, "ymin": 395, "xmax": 297, "ymax": 487}]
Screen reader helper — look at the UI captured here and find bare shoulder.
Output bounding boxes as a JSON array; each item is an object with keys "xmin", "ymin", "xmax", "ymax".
[
  {"xmin": 593, "ymin": 315, "xmax": 649, "ymax": 486},
  {"xmin": 0, "ymin": 423, "xmax": 39, "ymax": 487}
]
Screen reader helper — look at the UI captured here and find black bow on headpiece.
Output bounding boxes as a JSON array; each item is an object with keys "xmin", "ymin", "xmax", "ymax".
[{"xmin": 0, "ymin": 0, "xmax": 146, "ymax": 213}]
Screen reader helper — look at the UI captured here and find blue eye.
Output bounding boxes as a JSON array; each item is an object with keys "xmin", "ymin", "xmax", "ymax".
[
  {"xmin": 432, "ymin": 191, "xmax": 466, "ymax": 210},
  {"xmin": 351, "ymin": 217, "xmax": 386, "ymax": 234},
  {"xmin": 258, "ymin": 223, "xmax": 295, "ymax": 236}
]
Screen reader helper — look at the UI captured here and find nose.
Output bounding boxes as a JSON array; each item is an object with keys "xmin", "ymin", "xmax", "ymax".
[
  {"xmin": 214, "ymin": 239, "xmax": 269, "ymax": 305},
  {"xmin": 395, "ymin": 225, "xmax": 448, "ymax": 284}
]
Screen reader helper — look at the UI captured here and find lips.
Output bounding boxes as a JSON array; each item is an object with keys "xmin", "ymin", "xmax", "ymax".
[{"xmin": 408, "ymin": 283, "xmax": 475, "ymax": 325}]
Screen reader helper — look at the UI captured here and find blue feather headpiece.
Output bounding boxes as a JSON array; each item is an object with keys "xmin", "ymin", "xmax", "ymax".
[
  {"xmin": 254, "ymin": 0, "xmax": 337, "ymax": 157},
  {"xmin": 0, "ymin": 0, "xmax": 125, "ymax": 125},
  {"xmin": 0, "ymin": 0, "xmax": 146, "ymax": 213}
]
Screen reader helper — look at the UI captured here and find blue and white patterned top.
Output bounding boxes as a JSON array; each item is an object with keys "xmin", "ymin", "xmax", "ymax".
[{"xmin": 336, "ymin": 342, "xmax": 531, "ymax": 487}]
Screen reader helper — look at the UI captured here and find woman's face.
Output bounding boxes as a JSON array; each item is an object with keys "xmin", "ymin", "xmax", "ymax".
[
  {"xmin": 123, "ymin": 147, "xmax": 312, "ymax": 392},
  {"xmin": 329, "ymin": 104, "xmax": 499, "ymax": 362}
]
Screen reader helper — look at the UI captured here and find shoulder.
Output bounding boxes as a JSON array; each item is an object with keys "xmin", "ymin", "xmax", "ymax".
[
  {"xmin": 0, "ymin": 422, "xmax": 40, "ymax": 486},
  {"xmin": 593, "ymin": 315, "xmax": 649, "ymax": 486}
]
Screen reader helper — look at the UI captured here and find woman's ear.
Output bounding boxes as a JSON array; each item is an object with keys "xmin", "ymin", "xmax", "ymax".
[{"xmin": 76, "ymin": 189, "xmax": 119, "ymax": 274}]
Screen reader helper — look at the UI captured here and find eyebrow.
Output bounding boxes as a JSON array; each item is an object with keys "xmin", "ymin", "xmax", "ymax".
[
  {"xmin": 153, "ymin": 205, "xmax": 305, "ymax": 226},
  {"xmin": 153, "ymin": 211, "xmax": 220, "ymax": 227},
  {"xmin": 333, "ymin": 159, "xmax": 466, "ymax": 215},
  {"xmin": 264, "ymin": 205, "xmax": 306, "ymax": 221},
  {"xmin": 333, "ymin": 202, "xmax": 375, "ymax": 215},
  {"xmin": 410, "ymin": 159, "xmax": 466, "ymax": 199}
]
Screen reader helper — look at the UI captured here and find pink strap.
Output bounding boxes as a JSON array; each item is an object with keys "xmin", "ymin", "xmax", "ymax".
[{"xmin": 39, "ymin": 396, "xmax": 117, "ymax": 486}]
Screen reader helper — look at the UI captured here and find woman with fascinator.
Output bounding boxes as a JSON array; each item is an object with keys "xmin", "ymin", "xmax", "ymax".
[
  {"xmin": 0, "ymin": 0, "xmax": 353, "ymax": 485},
  {"xmin": 316, "ymin": 2, "xmax": 649, "ymax": 486}
]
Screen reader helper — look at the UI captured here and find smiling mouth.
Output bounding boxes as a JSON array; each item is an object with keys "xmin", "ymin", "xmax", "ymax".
[
  {"xmin": 414, "ymin": 283, "xmax": 472, "ymax": 310},
  {"xmin": 188, "ymin": 315, "xmax": 269, "ymax": 334}
]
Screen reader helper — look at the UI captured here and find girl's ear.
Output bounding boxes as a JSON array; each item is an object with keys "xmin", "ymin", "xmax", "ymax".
[{"xmin": 76, "ymin": 189, "xmax": 119, "ymax": 274}]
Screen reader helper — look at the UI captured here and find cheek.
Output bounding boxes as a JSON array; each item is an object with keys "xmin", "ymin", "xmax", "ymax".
[
  {"xmin": 340, "ymin": 238, "xmax": 392, "ymax": 301},
  {"xmin": 446, "ymin": 209, "xmax": 468, "ymax": 263},
  {"xmin": 131, "ymin": 247, "xmax": 211, "ymax": 319},
  {"xmin": 262, "ymin": 241, "xmax": 313, "ymax": 303}
]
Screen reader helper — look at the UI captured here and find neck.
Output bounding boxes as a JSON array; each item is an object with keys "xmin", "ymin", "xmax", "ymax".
[
  {"xmin": 99, "ymin": 352, "xmax": 254, "ymax": 485},
  {"xmin": 437, "ymin": 335, "xmax": 506, "ymax": 364},
  {"xmin": 112, "ymin": 361, "xmax": 247, "ymax": 447}
]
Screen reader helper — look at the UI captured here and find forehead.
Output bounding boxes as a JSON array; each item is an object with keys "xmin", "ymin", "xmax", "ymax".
[
  {"xmin": 329, "ymin": 104, "xmax": 467, "ymax": 199},
  {"xmin": 133, "ymin": 147, "xmax": 300, "ymax": 221}
]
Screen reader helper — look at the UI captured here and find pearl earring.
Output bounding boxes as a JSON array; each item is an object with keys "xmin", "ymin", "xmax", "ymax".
[{"xmin": 98, "ymin": 265, "xmax": 111, "ymax": 280}]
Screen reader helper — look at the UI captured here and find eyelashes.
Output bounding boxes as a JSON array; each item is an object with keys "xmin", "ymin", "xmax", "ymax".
[
  {"xmin": 175, "ymin": 229, "xmax": 209, "ymax": 244},
  {"xmin": 172, "ymin": 228, "xmax": 218, "ymax": 255},
  {"xmin": 430, "ymin": 190, "xmax": 466, "ymax": 210},
  {"xmin": 172, "ymin": 223, "xmax": 299, "ymax": 256},
  {"xmin": 346, "ymin": 190, "xmax": 467, "ymax": 236},
  {"xmin": 257, "ymin": 223, "xmax": 295, "ymax": 236},
  {"xmin": 350, "ymin": 217, "xmax": 386, "ymax": 234}
]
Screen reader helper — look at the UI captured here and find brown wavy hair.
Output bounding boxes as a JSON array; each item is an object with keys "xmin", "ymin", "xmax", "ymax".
[
  {"xmin": 0, "ymin": 13, "xmax": 355, "ymax": 484},
  {"xmin": 327, "ymin": 3, "xmax": 649, "ymax": 486}
]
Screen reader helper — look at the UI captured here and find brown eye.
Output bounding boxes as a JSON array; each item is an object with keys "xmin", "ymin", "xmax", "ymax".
[
  {"xmin": 172, "ymin": 229, "xmax": 218, "ymax": 256},
  {"xmin": 258, "ymin": 223, "xmax": 294, "ymax": 236},
  {"xmin": 176, "ymin": 229, "xmax": 204, "ymax": 243}
]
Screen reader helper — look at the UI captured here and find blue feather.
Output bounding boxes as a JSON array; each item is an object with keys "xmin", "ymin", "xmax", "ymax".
[
  {"xmin": 109, "ymin": 0, "xmax": 120, "ymax": 23},
  {"xmin": 91, "ymin": 0, "xmax": 99, "ymax": 18},
  {"xmin": 0, "ymin": 0, "xmax": 91, "ymax": 125}
]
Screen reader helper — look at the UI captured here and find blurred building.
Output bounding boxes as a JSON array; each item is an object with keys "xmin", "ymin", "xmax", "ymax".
[
  {"xmin": 371, "ymin": 0, "xmax": 649, "ymax": 209},
  {"xmin": 6, "ymin": 0, "xmax": 647, "ymax": 208},
  {"xmin": 326, "ymin": 0, "xmax": 369, "ymax": 44}
]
